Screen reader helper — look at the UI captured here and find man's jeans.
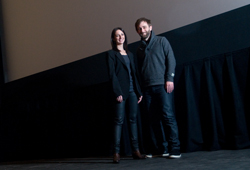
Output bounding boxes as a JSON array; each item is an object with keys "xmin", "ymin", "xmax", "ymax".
[{"xmin": 143, "ymin": 85, "xmax": 180, "ymax": 153}]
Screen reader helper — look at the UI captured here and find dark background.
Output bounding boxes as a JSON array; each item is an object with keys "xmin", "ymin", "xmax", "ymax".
[{"xmin": 0, "ymin": 5, "xmax": 250, "ymax": 162}]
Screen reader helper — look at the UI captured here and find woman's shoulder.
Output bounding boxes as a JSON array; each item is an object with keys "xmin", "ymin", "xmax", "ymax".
[
  {"xmin": 108, "ymin": 49, "xmax": 119, "ymax": 56},
  {"xmin": 107, "ymin": 49, "xmax": 114, "ymax": 54}
]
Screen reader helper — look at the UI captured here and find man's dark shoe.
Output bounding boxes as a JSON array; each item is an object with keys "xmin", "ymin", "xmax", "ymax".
[
  {"xmin": 146, "ymin": 151, "xmax": 169, "ymax": 158},
  {"xmin": 162, "ymin": 150, "xmax": 169, "ymax": 157},
  {"xmin": 169, "ymin": 149, "xmax": 181, "ymax": 159},
  {"xmin": 145, "ymin": 153, "xmax": 152, "ymax": 158}
]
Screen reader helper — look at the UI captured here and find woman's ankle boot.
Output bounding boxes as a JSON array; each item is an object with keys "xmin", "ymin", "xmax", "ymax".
[
  {"xmin": 113, "ymin": 153, "xmax": 120, "ymax": 163},
  {"xmin": 132, "ymin": 150, "xmax": 147, "ymax": 159}
]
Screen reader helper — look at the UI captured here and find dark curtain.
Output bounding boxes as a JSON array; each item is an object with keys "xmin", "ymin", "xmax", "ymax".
[
  {"xmin": 1, "ymin": 47, "xmax": 250, "ymax": 160},
  {"xmin": 175, "ymin": 47, "xmax": 250, "ymax": 152}
]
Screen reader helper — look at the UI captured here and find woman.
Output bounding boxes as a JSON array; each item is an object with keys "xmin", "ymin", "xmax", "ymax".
[{"xmin": 107, "ymin": 27, "xmax": 146, "ymax": 163}]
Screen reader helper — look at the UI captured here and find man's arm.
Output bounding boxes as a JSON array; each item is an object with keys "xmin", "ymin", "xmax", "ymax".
[
  {"xmin": 162, "ymin": 37, "xmax": 176, "ymax": 93},
  {"xmin": 163, "ymin": 37, "xmax": 176, "ymax": 82}
]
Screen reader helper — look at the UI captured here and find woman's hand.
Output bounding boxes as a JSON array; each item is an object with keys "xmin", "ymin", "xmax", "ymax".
[
  {"xmin": 138, "ymin": 96, "xmax": 143, "ymax": 104},
  {"xmin": 116, "ymin": 95, "xmax": 123, "ymax": 103}
]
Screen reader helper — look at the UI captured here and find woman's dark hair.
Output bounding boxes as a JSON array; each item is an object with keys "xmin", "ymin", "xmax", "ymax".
[{"xmin": 111, "ymin": 27, "xmax": 129, "ymax": 52}]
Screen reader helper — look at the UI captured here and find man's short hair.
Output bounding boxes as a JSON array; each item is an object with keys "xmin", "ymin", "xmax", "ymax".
[{"xmin": 135, "ymin": 17, "xmax": 152, "ymax": 31}]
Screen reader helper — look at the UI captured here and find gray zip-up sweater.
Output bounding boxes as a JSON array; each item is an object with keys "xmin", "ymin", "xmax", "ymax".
[{"xmin": 136, "ymin": 31, "xmax": 176, "ymax": 87}]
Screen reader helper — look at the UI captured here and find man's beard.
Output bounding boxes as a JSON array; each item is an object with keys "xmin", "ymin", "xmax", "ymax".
[{"xmin": 140, "ymin": 30, "xmax": 151, "ymax": 40}]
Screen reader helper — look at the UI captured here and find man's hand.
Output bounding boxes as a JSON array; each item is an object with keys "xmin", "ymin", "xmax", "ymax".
[{"xmin": 165, "ymin": 81, "xmax": 174, "ymax": 93}]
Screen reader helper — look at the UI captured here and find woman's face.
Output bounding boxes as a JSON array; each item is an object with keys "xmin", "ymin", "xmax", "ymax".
[{"xmin": 113, "ymin": 29, "xmax": 125, "ymax": 45}]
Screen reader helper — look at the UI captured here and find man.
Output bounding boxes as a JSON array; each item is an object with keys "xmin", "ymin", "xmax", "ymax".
[{"xmin": 135, "ymin": 17, "xmax": 181, "ymax": 159}]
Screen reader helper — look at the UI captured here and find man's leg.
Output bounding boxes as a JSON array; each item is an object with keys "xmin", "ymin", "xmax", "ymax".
[
  {"xmin": 144, "ymin": 86, "xmax": 168, "ymax": 157},
  {"xmin": 142, "ymin": 87, "xmax": 159, "ymax": 157},
  {"xmin": 156, "ymin": 85, "xmax": 181, "ymax": 158}
]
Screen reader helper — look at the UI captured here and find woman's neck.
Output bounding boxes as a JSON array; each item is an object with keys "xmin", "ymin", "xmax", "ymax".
[
  {"xmin": 117, "ymin": 45, "xmax": 126, "ymax": 55},
  {"xmin": 117, "ymin": 44, "xmax": 124, "ymax": 51}
]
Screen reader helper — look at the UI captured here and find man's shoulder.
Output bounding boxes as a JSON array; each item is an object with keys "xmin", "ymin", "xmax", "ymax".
[
  {"xmin": 154, "ymin": 35, "xmax": 168, "ymax": 41},
  {"xmin": 153, "ymin": 35, "xmax": 170, "ymax": 46}
]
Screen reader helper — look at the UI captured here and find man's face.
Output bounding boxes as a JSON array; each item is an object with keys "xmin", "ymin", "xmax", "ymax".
[{"xmin": 136, "ymin": 21, "xmax": 152, "ymax": 40}]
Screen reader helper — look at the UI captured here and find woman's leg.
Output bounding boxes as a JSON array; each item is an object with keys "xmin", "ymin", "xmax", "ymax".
[
  {"xmin": 127, "ymin": 92, "xmax": 139, "ymax": 151},
  {"xmin": 127, "ymin": 92, "xmax": 147, "ymax": 159},
  {"xmin": 113, "ymin": 101, "xmax": 126, "ymax": 154}
]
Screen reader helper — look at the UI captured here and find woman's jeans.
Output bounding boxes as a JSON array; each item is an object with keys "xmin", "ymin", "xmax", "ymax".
[
  {"xmin": 143, "ymin": 85, "xmax": 180, "ymax": 153},
  {"xmin": 113, "ymin": 91, "xmax": 139, "ymax": 153}
]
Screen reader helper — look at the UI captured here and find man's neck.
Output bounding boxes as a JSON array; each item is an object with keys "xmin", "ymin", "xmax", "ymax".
[
  {"xmin": 143, "ymin": 32, "xmax": 151, "ymax": 43},
  {"xmin": 146, "ymin": 33, "xmax": 151, "ymax": 41}
]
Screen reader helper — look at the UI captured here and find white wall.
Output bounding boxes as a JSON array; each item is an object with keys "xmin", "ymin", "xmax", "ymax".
[{"xmin": 2, "ymin": 0, "xmax": 250, "ymax": 82}]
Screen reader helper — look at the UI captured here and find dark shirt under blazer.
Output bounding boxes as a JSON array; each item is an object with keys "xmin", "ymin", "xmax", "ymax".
[{"xmin": 107, "ymin": 50, "xmax": 142, "ymax": 100}]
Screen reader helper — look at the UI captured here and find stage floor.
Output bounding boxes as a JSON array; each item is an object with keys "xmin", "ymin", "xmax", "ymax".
[{"xmin": 1, "ymin": 148, "xmax": 250, "ymax": 170}]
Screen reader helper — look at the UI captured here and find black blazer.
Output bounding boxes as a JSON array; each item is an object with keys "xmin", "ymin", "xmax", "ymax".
[{"xmin": 107, "ymin": 50, "xmax": 142, "ymax": 100}]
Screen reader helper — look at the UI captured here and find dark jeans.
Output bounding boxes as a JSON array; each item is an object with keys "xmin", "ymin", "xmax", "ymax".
[
  {"xmin": 113, "ymin": 91, "xmax": 139, "ymax": 153},
  {"xmin": 143, "ymin": 85, "xmax": 180, "ymax": 154}
]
